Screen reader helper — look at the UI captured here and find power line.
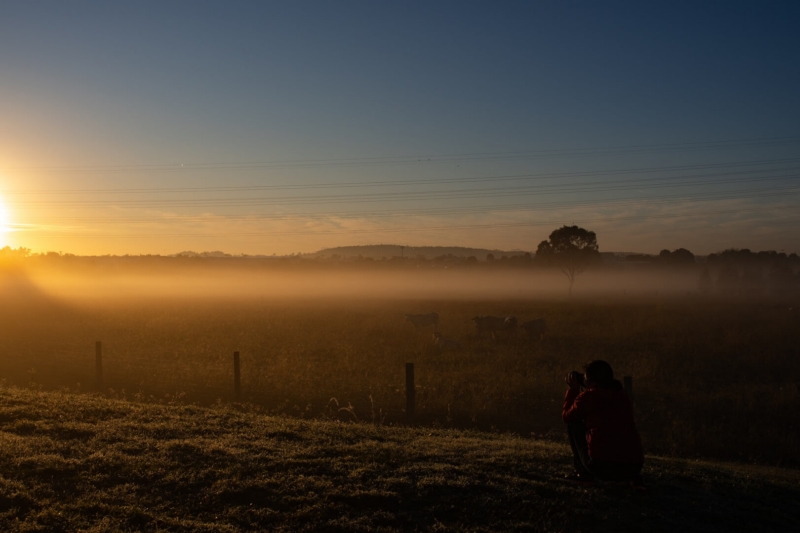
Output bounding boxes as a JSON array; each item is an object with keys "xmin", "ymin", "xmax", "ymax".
[
  {"xmin": 5, "ymin": 135, "xmax": 800, "ymax": 173},
  {"xmin": 7, "ymin": 139, "xmax": 800, "ymax": 247},
  {"xmin": 8, "ymin": 171, "xmax": 800, "ymax": 209},
  {"xmin": 17, "ymin": 204, "xmax": 800, "ymax": 239},
  {"xmin": 6, "ymin": 157, "xmax": 800, "ymax": 196},
  {"xmin": 10, "ymin": 183, "xmax": 800, "ymax": 226}
]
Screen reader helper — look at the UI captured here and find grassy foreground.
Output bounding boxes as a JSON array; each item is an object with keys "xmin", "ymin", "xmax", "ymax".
[{"xmin": 1, "ymin": 386, "xmax": 798, "ymax": 532}]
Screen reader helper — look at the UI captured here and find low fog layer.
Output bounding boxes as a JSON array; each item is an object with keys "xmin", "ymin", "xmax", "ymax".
[{"xmin": 10, "ymin": 264, "xmax": 702, "ymax": 302}]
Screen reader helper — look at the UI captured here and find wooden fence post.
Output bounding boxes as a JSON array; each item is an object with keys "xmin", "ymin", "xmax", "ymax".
[
  {"xmin": 623, "ymin": 375, "xmax": 633, "ymax": 405},
  {"xmin": 233, "ymin": 351, "xmax": 241, "ymax": 400},
  {"xmin": 406, "ymin": 363, "xmax": 415, "ymax": 422},
  {"xmin": 95, "ymin": 341, "xmax": 103, "ymax": 391}
]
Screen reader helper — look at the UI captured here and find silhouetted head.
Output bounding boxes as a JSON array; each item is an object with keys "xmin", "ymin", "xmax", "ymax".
[{"xmin": 583, "ymin": 360, "xmax": 614, "ymax": 389}]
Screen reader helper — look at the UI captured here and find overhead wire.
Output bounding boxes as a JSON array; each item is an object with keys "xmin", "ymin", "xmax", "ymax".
[
  {"xmin": 5, "ymin": 134, "xmax": 800, "ymax": 173},
  {"xmin": 6, "ymin": 157, "xmax": 800, "ymax": 195},
  {"xmin": 11, "ymin": 181, "xmax": 800, "ymax": 224},
  {"xmin": 15, "ymin": 184, "xmax": 800, "ymax": 235},
  {"xmin": 7, "ymin": 167, "xmax": 800, "ymax": 209},
  {"xmin": 12, "ymin": 190, "xmax": 799, "ymax": 223},
  {"xmin": 6, "ymin": 135, "xmax": 800, "ymax": 245},
  {"xmin": 20, "ymin": 205, "xmax": 800, "ymax": 239}
]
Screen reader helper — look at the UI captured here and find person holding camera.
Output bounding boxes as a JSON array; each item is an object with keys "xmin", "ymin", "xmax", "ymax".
[{"xmin": 562, "ymin": 360, "xmax": 644, "ymax": 485}]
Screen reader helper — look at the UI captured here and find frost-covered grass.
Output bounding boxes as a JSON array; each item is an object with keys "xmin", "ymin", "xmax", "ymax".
[{"xmin": 1, "ymin": 385, "xmax": 798, "ymax": 532}]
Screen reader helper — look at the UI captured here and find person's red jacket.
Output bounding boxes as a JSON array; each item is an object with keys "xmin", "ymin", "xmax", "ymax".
[{"xmin": 562, "ymin": 383, "xmax": 644, "ymax": 464}]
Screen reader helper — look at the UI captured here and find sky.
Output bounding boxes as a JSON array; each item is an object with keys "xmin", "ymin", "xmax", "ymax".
[{"xmin": 1, "ymin": 1, "xmax": 799, "ymax": 256}]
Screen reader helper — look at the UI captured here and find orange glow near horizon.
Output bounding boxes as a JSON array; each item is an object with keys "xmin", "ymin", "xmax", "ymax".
[{"xmin": 0, "ymin": 195, "xmax": 10, "ymax": 247}]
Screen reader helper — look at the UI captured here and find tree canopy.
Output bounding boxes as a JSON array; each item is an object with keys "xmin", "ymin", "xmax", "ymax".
[
  {"xmin": 659, "ymin": 248, "xmax": 695, "ymax": 265},
  {"xmin": 535, "ymin": 225, "xmax": 600, "ymax": 295}
]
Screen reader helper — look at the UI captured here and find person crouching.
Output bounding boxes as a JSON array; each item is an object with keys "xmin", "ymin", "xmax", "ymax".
[{"xmin": 562, "ymin": 360, "xmax": 644, "ymax": 485}]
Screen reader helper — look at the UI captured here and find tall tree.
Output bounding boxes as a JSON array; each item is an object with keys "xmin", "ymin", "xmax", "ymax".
[{"xmin": 536, "ymin": 225, "xmax": 600, "ymax": 296}]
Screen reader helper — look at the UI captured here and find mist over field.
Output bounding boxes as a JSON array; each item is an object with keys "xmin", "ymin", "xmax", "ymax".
[
  {"xmin": 3, "ymin": 251, "xmax": 799, "ymax": 467},
  {"xmin": 10, "ymin": 259, "xmax": 704, "ymax": 303}
]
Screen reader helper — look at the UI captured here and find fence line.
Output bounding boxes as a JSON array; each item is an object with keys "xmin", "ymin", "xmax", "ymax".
[{"xmin": 86, "ymin": 342, "xmax": 633, "ymax": 424}]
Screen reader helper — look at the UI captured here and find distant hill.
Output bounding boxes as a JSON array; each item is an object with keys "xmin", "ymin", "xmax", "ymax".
[
  {"xmin": 309, "ymin": 244, "xmax": 531, "ymax": 260},
  {"xmin": 166, "ymin": 247, "xmax": 708, "ymax": 263},
  {"xmin": 172, "ymin": 251, "xmax": 233, "ymax": 258}
]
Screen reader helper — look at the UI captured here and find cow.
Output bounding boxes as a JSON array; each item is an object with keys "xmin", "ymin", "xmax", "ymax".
[
  {"xmin": 405, "ymin": 312, "xmax": 440, "ymax": 331},
  {"xmin": 520, "ymin": 318, "xmax": 547, "ymax": 341},
  {"xmin": 472, "ymin": 315, "xmax": 517, "ymax": 340},
  {"xmin": 432, "ymin": 332, "xmax": 462, "ymax": 350}
]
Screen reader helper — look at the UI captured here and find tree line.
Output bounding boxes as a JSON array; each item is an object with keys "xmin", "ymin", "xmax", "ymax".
[{"xmin": 4, "ymin": 225, "xmax": 800, "ymax": 298}]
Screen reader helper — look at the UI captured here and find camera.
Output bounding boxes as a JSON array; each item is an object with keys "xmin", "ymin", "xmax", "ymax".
[{"xmin": 571, "ymin": 371, "xmax": 585, "ymax": 387}]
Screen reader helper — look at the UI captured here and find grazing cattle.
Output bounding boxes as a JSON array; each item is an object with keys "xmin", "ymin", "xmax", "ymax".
[
  {"xmin": 520, "ymin": 318, "xmax": 547, "ymax": 341},
  {"xmin": 472, "ymin": 315, "xmax": 517, "ymax": 340},
  {"xmin": 405, "ymin": 312, "xmax": 440, "ymax": 330},
  {"xmin": 432, "ymin": 332, "xmax": 462, "ymax": 350}
]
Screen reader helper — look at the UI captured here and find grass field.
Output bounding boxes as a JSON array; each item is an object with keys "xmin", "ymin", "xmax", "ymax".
[
  {"xmin": 2, "ymin": 268, "xmax": 798, "ymax": 467},
  {"xmin": 1, "ymin": 385, "xmax": 799, "ymax": 532}
]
